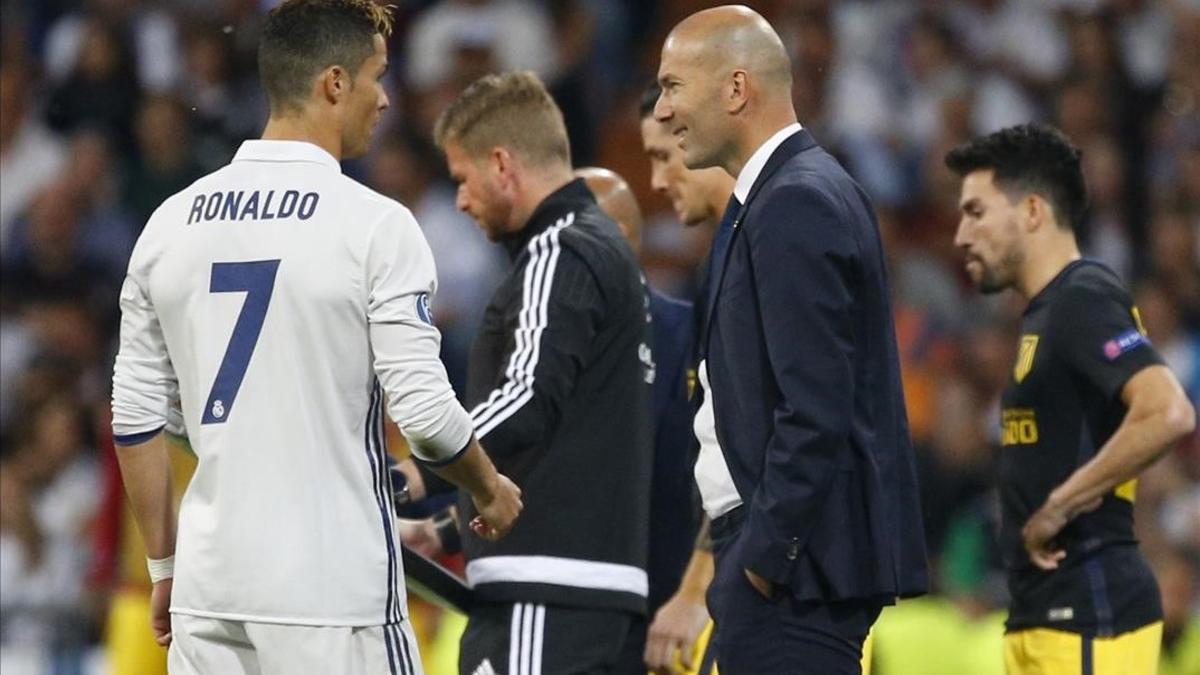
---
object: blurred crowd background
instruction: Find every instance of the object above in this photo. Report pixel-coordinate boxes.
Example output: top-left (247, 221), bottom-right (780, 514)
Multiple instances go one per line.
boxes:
top-left (0, 0), bottom-right (1197, 674)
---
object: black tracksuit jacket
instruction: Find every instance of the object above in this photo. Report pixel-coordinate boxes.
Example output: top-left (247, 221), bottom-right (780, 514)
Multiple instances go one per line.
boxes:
top-left (422, 179), bottom-right (653, 614)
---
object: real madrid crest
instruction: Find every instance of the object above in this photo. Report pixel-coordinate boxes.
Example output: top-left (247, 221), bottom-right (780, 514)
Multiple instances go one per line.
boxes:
top-left (1014, 334), bottom-right (1039, 383)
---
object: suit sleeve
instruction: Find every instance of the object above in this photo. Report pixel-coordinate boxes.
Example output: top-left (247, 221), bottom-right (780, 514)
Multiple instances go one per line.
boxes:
top-left (367, 206), bottom-right (474, 464)
top-left (738, 184), bottom-right (860, 585)
top-left (465, 243), bottom-right (603, 457)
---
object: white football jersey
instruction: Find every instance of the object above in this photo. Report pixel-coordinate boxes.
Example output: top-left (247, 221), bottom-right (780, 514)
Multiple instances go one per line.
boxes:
top-left (111, 140), bottom-right (473, 626)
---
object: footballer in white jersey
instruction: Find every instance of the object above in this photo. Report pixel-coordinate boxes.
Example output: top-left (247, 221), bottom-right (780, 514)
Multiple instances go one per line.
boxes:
top-left (109, 3), bottom-right (521, 673)
top-left (114, 138), bottom-right (464, 625)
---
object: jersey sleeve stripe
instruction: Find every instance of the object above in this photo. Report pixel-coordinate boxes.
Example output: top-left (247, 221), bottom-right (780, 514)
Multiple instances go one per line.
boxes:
top-left (113, 425), bottom-right (166, 446)
top-left (469, 213), bottom-right (575, 437)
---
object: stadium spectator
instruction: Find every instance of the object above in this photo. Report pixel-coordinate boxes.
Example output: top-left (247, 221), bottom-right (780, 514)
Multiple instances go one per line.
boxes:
top-left (0, 395), bottom-right (100, 671)
top-left (122, 94), bottom-right (206, 228)
top-left (0, 60), bottom-right (66, 254)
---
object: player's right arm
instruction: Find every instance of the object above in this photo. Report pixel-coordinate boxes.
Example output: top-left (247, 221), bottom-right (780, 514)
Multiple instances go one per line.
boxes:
top-left (111, 256), bottom-right (178, 645)
top-left (1022, 280), bottom-right (1196, 569)
top-left (366, 206), bottom-right (521, 539)
top-left (1024, 364), bottom-right (1194, 568)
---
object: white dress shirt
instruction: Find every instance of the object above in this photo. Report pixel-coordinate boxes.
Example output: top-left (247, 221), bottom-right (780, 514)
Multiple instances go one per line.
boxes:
top-left (693, 122), bottom-right (803, 521)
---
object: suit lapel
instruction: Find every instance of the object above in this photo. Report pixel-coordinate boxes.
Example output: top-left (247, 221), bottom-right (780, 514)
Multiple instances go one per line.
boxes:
top-left (702, 129), bottom-right (818, 351)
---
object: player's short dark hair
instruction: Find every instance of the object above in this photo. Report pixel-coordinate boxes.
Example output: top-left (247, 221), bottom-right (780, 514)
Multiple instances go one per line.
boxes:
top-left (639, 82), bottom-right (661, 120)
top-left (258, 0), bottom-right (393, 116)
top-left (944, 123), bottom-right (1087, 232)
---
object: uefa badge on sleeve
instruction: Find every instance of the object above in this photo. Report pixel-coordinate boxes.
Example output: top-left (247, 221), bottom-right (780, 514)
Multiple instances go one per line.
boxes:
top-left (416, 293), bottom-right (434, 325)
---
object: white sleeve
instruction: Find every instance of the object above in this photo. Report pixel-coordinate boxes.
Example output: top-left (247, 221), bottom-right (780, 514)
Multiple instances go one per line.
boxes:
top-left (367, 207), bottom-right (473, 464)
top-left (111, 264), bottom-right (178, 445)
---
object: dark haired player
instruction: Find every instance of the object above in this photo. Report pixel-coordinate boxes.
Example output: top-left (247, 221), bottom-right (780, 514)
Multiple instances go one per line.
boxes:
top-left (946, 123), bottom-right (1195, 674)
top-left (110, 2), bottom-right (520, 672)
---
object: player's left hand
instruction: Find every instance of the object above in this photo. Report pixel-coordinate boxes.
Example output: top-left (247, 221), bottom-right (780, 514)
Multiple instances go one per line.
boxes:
top-left (1022, 496), bottom-right (1102, 570)
top-left (645, 587), bottom-right (709, 672)
top-left (469, 472), bottom-right (522, 541)
top-left (744, 568), bottom-right (772, 599)
top-left (151, 578), bottom-right (173, 647)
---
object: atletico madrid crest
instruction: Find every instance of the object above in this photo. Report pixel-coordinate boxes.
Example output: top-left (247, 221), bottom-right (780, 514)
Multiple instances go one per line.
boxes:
top-left (1014, 335), bottom-right (1039, 383)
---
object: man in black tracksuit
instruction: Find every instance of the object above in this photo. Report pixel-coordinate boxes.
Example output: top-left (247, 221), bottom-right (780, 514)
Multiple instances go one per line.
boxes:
top-left (422, 72), bottom-right (653, 675)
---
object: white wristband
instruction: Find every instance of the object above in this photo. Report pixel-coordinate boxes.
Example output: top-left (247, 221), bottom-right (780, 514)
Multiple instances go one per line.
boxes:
top-left (147, 555), bottom-right (175, 583)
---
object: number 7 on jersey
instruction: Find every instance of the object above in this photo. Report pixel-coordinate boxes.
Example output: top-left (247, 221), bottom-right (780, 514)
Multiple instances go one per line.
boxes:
top-left (202, 259), bottom-right (281, 425)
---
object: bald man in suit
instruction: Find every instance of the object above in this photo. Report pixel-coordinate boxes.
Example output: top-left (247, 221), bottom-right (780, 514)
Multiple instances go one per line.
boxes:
top-left (654, 7), bottom-right (928, 673)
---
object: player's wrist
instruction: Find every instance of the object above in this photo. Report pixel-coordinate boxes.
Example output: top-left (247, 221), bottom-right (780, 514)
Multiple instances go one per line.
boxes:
top-left (1045, 487), bottom-right (1079, 517)
top-left (147, 554), bottom-right (175, 583)
top-left (473, 464), bottom-right (502, 506)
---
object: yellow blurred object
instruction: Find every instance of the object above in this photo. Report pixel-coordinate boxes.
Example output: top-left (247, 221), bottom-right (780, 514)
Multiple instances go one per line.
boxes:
top-left (872, 596), bottom-right (1005, 675)
top-left (105, 590), bottom-right (167, 675)
top-left (1159, 616), bottom-right (1200, 675)
top-left (422, 606), bottom-right (468, 675)
top-left (672, 619), bottom-right (715, 674)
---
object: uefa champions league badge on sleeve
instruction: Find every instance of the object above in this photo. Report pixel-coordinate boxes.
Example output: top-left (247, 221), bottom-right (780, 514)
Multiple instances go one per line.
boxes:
top-left (1103, 329), bottom-right (1149, 361)
top-left (416, 293), bottom-right (434, 325)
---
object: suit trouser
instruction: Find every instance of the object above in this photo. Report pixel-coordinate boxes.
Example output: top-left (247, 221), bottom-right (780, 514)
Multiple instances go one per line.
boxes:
top-left (708, 507), bottom-right (883, 675)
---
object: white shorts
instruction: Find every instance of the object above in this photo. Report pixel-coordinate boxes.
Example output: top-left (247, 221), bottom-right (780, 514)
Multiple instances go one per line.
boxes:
top-left (168, 613), bottom-right (424, 675)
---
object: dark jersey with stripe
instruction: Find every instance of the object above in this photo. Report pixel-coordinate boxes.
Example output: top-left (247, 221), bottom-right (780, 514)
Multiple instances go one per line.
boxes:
top-left (1000, 259), bottom-right (1163, 636)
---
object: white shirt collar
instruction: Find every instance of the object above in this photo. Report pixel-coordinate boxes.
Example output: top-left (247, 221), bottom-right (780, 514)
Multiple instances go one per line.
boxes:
top-left (232, 140), bottom-right (342, 173)
top-left (733, 122), bottom-right (803, 203)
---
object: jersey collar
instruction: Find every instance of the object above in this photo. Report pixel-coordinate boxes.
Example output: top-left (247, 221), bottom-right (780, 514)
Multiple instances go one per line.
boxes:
top-left (232, 140), bottom-right (342, 173)
top-left (1025, 258), bottom-right (1093, 314)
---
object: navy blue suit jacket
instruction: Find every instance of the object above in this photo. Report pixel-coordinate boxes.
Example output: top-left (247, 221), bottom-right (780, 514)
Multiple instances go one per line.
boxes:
top-left (647, 288), bottom-right (699, 613)
top-left (704, 129), bottom-right (928, 602)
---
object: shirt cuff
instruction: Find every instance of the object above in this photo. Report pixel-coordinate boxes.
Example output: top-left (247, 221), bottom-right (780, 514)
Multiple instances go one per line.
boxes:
top-left (403, 402), bottom-right (474, 464)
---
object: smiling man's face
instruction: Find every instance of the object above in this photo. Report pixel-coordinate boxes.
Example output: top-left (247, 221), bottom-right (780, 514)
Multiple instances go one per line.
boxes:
top-left (654, 34), bottom-right (728, 171)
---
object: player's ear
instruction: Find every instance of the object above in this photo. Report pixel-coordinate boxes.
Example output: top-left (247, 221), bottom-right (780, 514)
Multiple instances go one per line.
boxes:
top-left (1022, 194), bottom-right (1045, 233)
top-left (727, 70), bottom-right (749, 114)
top-left (491, 147), bottom-right (513, 181)
top-left (322, 66), bottom-right (347, 104)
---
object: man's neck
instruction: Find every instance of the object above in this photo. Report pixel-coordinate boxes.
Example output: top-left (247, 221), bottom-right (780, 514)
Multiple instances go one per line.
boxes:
top-left (261, 113), bottom-right (342, 160)
top-left (509, 166), bottom-right (574, 234)
top-left (724, 109), bottom-right (799, 178)
top-left (1018, 236), bottom-right (1082, 300)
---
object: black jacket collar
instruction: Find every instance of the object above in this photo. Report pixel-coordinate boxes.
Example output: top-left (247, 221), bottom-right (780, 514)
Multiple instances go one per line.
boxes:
top-left (501, 178), bottom-right (596, 258)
